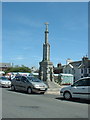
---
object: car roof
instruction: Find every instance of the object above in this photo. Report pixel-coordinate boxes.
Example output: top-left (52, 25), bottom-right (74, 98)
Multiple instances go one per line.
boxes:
top-left (79, 77), bottom-right (90, 80)
top-left (75, 77), bottom-right (90, 82)
top-left (15, 75), bottom-right (34, 77)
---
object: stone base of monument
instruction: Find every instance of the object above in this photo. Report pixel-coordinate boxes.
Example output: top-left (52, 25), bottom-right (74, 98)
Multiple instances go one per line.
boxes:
top-left (45, 88), bottom-right (60, 95)
top-left (45, 81), bottom-right (61, 95)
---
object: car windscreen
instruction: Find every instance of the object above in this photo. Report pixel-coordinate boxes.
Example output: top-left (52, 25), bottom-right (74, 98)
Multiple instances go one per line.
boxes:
top-left (0, 77), bottom-right (9, 81)
top-left (27, 77), bottom-right (42, 82)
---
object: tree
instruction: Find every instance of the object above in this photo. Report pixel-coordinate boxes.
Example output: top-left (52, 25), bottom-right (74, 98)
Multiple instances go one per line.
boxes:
top-left (5, 65), bottom-right (31, 74)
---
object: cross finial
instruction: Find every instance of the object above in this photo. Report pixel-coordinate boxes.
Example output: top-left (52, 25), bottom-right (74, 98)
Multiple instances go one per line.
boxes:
top-left (44, 22), bottom-right (49, 31)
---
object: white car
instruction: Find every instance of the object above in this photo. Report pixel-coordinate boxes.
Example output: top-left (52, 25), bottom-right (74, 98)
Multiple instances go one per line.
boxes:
top-left (60, 77), bottom-right (90, 100)
top-left (0, 76), bottom-right (11, 88)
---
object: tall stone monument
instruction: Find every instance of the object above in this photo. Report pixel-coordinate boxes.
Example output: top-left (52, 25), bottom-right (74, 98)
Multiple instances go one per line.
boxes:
top-left (39, 23), bottom-right (54, 84)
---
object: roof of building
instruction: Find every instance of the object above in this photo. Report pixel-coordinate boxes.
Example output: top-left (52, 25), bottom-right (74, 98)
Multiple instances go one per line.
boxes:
top-left (0, 63), bottom-right (12, 67)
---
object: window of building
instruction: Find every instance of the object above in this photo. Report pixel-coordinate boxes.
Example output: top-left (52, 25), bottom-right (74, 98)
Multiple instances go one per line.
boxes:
top-left (88, 68), bottom-right (90, 73)
top-left (69, 70), bottom-right (70, 74)
top-left (73, 69), bottom-right (75, 74)
top-left (65, 70), bottom-right (67, 74)
top-left (81, 69), bottom-right (83, 74)
top-left (84, 69), bottom-right (87, 75)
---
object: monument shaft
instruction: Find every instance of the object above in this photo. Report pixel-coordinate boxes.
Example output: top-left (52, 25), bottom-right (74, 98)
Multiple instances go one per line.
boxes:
top-left (39, 23), bottom-right (54, 82)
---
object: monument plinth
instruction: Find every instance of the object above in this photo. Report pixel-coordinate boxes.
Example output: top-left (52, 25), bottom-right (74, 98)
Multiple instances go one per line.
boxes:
top-left (39, 23), bottom-right (54, 84)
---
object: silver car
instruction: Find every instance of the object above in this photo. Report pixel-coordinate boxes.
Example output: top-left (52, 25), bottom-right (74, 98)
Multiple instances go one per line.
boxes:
top-left (0, 76), bottom-right (11, 88)
top-left (60, 77), bottom-right (90, 100)
top-left (11, 76), bottom-right (48, 94)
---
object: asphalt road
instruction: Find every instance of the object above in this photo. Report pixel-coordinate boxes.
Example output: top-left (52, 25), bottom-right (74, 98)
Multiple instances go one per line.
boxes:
top-left (1, 88), bottom-right (89, 118)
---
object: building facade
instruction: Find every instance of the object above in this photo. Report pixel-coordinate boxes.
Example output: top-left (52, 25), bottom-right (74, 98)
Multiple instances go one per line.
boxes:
top-left (63, 56), bottom-right (90, 81)
top-left (63, 61), bottom-right (81, 81)
top-left (78, 56), bottom-right (90, 78)
top-left (0, 63), bottom-right (12, 71)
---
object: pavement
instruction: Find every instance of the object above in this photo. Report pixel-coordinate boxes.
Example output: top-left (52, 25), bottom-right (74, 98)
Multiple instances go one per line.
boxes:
top-left (45, 81), bottom-right (65, 95)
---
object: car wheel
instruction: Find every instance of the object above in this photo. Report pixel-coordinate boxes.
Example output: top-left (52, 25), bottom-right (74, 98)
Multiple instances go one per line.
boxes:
top-left (64, 91), bottom-right (72, 100)
top-left (11, 85), bottom-right (15, 91)
top-left (27, 87), bottom-right (32, 94)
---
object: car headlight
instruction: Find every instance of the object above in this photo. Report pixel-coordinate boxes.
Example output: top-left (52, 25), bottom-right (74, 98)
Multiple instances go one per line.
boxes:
top-left (33, 84), bottom-right (40, 88)
top-left (9, 82), bottom-right (11, 84)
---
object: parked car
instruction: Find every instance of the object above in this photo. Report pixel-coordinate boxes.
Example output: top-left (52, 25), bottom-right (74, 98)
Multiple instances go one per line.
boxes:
top-left (11, 76), bottom-right (48, 94)
top-left (0, 76), bottom-right (11, 88)
top-left (60, 77), bottom-right (90, 100)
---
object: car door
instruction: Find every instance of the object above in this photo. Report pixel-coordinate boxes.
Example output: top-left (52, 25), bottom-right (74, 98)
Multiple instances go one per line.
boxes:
top-left (14, 76), bottom-right (22, 90)
top-left (20, 76), bottom-right (29, 91)
top-left (71, 79), bottom-right (88, 99)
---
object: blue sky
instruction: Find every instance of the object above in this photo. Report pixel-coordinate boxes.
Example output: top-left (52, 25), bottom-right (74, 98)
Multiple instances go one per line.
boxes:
top-left (2, 2), bottom-right (88, 68)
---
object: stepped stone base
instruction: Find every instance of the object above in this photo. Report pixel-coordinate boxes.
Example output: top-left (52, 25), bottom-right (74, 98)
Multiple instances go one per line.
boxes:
top-left (45, 81), bottom-right (61, 95)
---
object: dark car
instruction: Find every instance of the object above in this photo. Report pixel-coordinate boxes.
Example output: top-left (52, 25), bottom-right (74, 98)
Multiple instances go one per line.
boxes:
top-left (11, 76), bottom-right (48, 94)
